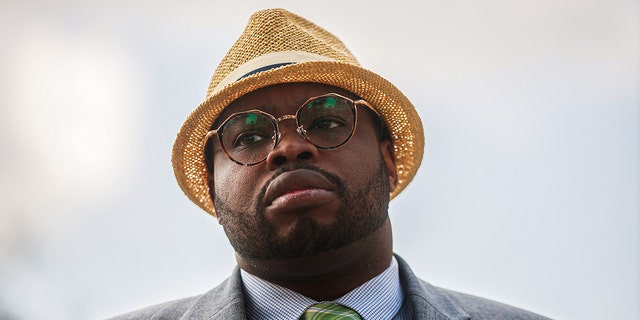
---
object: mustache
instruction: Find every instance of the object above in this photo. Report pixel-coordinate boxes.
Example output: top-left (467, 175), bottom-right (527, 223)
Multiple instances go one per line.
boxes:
top-left (254, 163), bottom-right (346, 212)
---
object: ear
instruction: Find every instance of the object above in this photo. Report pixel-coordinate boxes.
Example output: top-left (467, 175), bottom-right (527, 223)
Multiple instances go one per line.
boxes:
top-left (379, 139), bottom-right (398, 193)
top-left (206, 171), bottom-right (220, 221)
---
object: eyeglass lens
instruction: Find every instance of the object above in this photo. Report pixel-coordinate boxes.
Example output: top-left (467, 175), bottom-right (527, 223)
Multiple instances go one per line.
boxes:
top-left (218, 95), bottom-right (356, 165)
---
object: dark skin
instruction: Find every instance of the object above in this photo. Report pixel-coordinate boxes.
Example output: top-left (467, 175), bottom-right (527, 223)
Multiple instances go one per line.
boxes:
top-left (207, 82), bottom-right (398, 301)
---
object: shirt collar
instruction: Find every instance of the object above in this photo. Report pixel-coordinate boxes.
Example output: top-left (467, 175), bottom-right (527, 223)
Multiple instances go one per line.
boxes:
top-left (240, 256), bottom-right (404, 320)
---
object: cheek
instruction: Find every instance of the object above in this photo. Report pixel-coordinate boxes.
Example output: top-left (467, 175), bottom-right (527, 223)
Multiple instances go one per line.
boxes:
top-left (331, 129), bottom-right (384, 185)
top-left (213, 159), bottom-right (263, 212)
top-left (349, 150), bottom-right (381, 183)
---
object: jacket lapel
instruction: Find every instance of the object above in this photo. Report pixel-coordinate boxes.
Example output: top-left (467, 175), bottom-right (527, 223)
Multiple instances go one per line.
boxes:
top-left (396, 255), bottom-right (471, 320)
top-left (180, 267), bottom-right (247, 320)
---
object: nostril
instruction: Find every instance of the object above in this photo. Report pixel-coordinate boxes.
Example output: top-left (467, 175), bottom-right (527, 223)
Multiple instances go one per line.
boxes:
top-left (297, 151), bottom-right (313, 161)
top-left (273, 155), bottom-right (287, 166)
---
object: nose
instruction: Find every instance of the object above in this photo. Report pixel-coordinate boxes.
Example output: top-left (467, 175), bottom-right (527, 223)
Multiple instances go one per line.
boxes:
top-left (265, 120), bottom-right (319, 170)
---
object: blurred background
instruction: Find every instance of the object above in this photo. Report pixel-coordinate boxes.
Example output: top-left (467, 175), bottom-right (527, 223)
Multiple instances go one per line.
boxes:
top-left (0, 0), bottom-right (638, 319)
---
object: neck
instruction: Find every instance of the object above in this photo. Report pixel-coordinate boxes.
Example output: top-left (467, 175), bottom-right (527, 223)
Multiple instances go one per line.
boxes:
top-left (236, 219), bottom-right (393, 301)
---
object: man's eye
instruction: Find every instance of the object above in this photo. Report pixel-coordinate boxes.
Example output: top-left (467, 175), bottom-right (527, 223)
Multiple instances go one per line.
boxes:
top-left (233, 132), bottom-right (268, 148)
top-left (309, 117), bottom-right (345, 130)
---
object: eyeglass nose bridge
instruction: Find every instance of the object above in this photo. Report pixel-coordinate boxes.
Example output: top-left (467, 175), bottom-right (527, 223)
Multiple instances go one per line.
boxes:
top-left (275, 114), bottom-right (297, 122)
top-left (273, 114), bottom-right (310, 144)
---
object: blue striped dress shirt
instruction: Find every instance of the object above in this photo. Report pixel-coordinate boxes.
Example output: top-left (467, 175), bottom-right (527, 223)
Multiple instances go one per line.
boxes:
top-left (240, 256), bottom-right (409, 320)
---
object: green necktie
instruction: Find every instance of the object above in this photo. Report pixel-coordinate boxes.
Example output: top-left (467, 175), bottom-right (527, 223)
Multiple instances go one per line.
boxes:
top-left (300, 302), bottom-right (362, 320)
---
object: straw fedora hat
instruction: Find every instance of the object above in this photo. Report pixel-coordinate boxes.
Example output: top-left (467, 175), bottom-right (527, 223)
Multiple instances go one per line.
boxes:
top-left (172, 8), bottom-right (424, 217)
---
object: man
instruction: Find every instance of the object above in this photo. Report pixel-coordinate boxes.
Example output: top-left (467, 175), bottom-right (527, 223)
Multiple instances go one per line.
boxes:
top-left (111, 8), bottom-right (550, 320)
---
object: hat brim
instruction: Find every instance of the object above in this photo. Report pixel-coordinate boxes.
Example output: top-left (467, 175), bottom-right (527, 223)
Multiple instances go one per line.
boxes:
top-left (172, 60), bottom-right (424, 216)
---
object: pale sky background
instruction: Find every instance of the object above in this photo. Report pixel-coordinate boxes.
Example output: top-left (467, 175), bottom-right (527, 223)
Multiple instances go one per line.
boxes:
top-left (0, 0), bottom-right (638, 319)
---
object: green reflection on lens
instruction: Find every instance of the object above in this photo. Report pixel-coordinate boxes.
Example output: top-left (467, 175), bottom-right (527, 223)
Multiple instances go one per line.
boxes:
top-left (245, 113), bottom-right (258, 125)
top-left (324, 97), bottom-right (337, 109)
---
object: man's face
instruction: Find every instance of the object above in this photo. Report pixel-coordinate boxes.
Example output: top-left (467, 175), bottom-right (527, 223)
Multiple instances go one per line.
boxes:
top-left (209, 83), bottom-right (397, 260)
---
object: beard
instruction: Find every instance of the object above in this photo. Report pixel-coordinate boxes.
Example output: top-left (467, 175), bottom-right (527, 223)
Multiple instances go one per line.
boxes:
top-left (214, 160), bottom-right (390, 260)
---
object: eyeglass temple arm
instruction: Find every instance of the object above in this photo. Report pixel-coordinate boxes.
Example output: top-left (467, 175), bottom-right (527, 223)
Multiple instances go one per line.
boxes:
top-left (202, 129), bottom-right (219, 154)
top-left (354, 100), bottom-right (386, 139)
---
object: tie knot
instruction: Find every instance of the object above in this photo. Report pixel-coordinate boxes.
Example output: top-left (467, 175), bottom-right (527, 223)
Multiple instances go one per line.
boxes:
top-left (300, 302), bottom-right (362, 320)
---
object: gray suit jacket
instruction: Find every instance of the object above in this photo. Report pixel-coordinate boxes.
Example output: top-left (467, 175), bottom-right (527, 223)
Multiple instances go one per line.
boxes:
top-left (109, 255), bottom-right (550, 319)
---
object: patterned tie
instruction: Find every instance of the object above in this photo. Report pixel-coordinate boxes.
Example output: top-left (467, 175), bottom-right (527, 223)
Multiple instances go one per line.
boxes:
top-left (300, 302), bottom-right (362, 320)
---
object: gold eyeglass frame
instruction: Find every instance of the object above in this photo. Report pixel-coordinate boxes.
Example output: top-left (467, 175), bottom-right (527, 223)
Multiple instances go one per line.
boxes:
top-left (202, 93), bottom-right (380, 166)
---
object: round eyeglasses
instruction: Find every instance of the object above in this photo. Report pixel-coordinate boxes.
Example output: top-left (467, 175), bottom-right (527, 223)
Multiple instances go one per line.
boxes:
top-left (203, 93), bottom-right (380, 166)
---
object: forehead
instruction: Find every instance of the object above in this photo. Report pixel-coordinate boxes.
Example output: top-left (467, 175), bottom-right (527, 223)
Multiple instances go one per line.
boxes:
top-left (213, 83), bottom-right (358, 126)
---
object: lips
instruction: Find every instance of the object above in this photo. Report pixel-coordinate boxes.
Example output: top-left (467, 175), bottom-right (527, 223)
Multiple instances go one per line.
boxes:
top-left (264, 169), bottom-right (337, 207)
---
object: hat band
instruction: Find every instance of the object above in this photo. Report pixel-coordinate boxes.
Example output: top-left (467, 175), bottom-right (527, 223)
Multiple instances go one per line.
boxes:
top-left (211, 51), bottom-right (335, 94)
top-left (237, 62), bottom-right (294, 80)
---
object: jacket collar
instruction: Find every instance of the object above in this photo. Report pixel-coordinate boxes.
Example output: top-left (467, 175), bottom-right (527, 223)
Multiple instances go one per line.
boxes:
top-left (180, 254), bottom-right (471, 320)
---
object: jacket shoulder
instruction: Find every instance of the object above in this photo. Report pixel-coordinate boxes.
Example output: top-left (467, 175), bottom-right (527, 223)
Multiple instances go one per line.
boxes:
top-left (106, 269), bottom-right (246, 320)
top-left (433, 285), bottom-right (552, 320)
top-left (395, 254), bottom-right (551, 320)
top-left (106, 296), bottom-right (198, 320)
